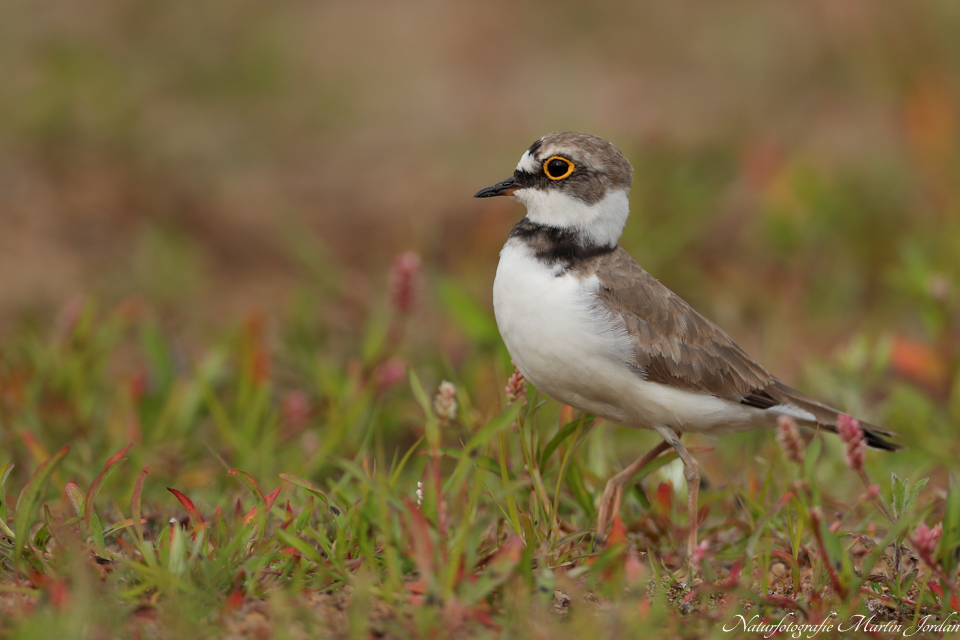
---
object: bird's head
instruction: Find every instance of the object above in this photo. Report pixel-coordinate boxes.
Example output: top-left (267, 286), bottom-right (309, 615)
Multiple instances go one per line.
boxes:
top-left (474, 132), bottom-right (633, 247)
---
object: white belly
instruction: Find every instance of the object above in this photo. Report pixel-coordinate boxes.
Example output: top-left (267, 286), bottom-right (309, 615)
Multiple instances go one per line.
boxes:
top-left (492, 239), bottom-right (772, 434)
top-left (493, 240), bottom-right (637, 424)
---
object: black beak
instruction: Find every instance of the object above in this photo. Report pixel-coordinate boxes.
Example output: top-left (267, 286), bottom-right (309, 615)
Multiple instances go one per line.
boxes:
top-left (474, 176), bottom-right (518, 198)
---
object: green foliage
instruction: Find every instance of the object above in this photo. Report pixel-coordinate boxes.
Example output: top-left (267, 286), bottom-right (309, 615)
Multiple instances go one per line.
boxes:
top-left (882, 473), bottom-right (930, 524)
top-left (12, 446), bottom-right (69, 571)
top-left (0, 287), bottom-right (955, 638)
top-left (0, 222), bottom-right (957, 638)
top-left (941, 476), bottom-right (960, 580)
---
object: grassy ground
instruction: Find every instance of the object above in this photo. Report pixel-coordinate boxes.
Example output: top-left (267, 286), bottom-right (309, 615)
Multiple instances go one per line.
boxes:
top-left (0, 259), bottom-right (958, 639)
top-left (2, 2), bottom-right (960, 637)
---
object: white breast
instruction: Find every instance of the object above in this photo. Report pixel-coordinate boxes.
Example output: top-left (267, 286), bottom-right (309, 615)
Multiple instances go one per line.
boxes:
top-left (493, 239), bottom-right (638, 424)
top-left (493, 238), bottom-right (774, 435)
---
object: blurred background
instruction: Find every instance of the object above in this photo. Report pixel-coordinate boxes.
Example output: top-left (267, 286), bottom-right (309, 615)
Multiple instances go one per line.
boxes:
top-left (1, 0), bottom-right (958, 477)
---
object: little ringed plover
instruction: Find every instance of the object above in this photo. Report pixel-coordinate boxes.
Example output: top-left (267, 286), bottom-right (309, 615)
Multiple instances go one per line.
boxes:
top-left (474, 131), bottom-right (900, 562)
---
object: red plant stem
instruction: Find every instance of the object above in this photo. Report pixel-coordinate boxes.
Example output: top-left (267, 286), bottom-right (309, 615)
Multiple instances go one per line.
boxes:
top-left (810, 510), bottom-right (848, 600)
top-left (858, 587), bottom-right (930, 612)
top-left (915, 545), bottom-right (955, 587)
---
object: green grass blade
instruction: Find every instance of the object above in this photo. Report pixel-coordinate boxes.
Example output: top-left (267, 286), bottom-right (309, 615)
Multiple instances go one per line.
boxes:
top-left (279, 473), bottom-right (331, 511)
top-left (539, 414), bottom-right (592, 470)
top-left (84, 444), bottom-right (132, 530)
top-left (0, 462), bottom-right (14, 534)
top-left (388, 435), bottom-right (424, 489)
top-left (131, 466), bottom-right (149, 545)
top-left (13, 445), bottom-right (69, 571)
top-left (229, 468), bottom-right (268, 538)
top-left (499, 432), bottom-right (523, 536)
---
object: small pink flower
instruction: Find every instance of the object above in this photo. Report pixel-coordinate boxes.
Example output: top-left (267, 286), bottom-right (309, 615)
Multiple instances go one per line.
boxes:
top-left (859, 483), bottom-right (881, 502)
top-left (505, 365), bottom-right (526, 406)
top-left (690, 540), bottom-right (709, 565)
top-left (912, 521), bottom-right (943, 566)
top-left (837, 414), bottom-right (866, 472)
top-left (281, 390), bottom-right (311, 430)
top-left (776, 415), bottom-right (805, 464)
top-left (389, 251), bottom-right (421, 315)
top-left (375, 358), bottom-right (407, 393)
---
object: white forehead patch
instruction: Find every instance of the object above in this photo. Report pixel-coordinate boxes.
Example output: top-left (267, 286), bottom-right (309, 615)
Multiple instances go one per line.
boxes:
top-left (515, 150), bottom-right (539, 174)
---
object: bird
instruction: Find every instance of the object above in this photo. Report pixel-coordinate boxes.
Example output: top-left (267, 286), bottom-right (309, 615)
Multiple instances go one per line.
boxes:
top-left (474, 131), bottom-right (900, 564)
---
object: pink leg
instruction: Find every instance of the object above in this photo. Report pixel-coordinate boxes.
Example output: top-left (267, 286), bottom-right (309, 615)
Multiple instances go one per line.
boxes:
top-left (652, 426), bottom-right (701, 570)
top-left (595, 440), bottom-right (673, 543)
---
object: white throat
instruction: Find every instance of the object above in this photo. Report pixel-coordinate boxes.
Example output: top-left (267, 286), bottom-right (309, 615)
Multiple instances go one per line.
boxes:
top-left (512, 188), bottom-right (630, 247)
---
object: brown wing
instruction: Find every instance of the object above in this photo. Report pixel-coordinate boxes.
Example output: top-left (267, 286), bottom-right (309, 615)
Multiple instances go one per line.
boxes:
top-left (594, 247), bottom-right (774, 401)
top-left (594, 247), bottom-right (901, 450)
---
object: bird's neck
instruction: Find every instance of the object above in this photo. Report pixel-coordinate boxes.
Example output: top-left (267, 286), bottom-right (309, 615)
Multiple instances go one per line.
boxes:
top-left (513, 188), bottom-right (629, 247)
top-left (508, 218), bottom-right (618, 268)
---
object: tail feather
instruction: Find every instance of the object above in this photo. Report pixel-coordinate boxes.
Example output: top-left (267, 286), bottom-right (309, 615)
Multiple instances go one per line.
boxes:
top-left (815, 421), bottom-right (902, 451)
top-left (766, 380), bottom-right (903, 452)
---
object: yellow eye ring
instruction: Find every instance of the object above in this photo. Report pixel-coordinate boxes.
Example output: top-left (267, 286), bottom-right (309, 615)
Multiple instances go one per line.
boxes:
top-left (543, 156), bottom-right (575, 180)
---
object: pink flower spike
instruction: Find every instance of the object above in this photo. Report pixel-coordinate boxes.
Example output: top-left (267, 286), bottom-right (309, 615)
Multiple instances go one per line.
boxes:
top-left (505, 364), bottom-right (527, 406)
top-left (375, 358), bottom-right (407, 393)
top-left (281, 390), bottom-right (311, 430)
top-left (433, 381), bottom-right (457, 422)
top-left (837, 413), bottom-right (866, 472)
top-left (776, 415), bottom-right (805, 464)
top-left (912, 522), bottom-right (943, 564)
top-left (389, 251), bottom-right (421, 315)
top-left (690, 540), bottom-right (709, 566)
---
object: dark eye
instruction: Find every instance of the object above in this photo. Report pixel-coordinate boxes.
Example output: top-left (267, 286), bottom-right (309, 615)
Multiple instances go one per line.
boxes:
top-left (543, 156), bottom-right (574, 180)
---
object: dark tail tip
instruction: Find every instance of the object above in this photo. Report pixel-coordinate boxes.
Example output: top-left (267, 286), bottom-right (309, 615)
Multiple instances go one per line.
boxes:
top-left (815, 420), bottom-right (903, 452)
top-left (863, 428), bottom-right (903, 452)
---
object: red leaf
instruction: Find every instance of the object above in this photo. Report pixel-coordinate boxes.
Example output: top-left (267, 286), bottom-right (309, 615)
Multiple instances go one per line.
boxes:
top-left (264, 486), bottom-right (281, 511)
top-left (697, 504), bottom-right (710, 528)
top-left (606, 514), bottom-right (627, 548)
top-left (233, 498), bottom-right (244, 523)
top-left (405, 580), bottom-right (427, 595)
top-left (167, 488), bottom-right (205, 528)
top-left (928, 582), bottom-right (960, 611)
top-left (719, 561), bottom-right (744, 588)
top-left (772, 550), bottom-right (800, 569)
top-left (228, 469), bottom-right (265, 503)
top-left (471, 607), bottom-right (501, 631)
top-left (655, 482), bottom-right (673, 516)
